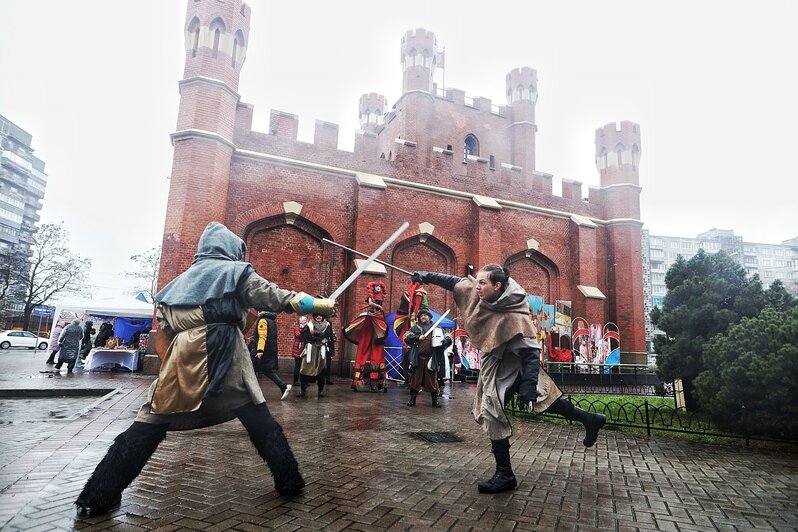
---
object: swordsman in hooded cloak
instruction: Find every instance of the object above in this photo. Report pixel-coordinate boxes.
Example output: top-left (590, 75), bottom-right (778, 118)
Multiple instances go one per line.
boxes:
top-left (76, 222), bottom-right (335, 516)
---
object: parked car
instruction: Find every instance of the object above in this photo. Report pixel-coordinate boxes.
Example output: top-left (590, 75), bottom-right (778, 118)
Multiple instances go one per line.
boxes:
top-left (0, 330), bottom-right (50, 350)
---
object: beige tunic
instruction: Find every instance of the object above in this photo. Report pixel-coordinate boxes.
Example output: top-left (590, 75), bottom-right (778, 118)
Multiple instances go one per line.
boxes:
top-left (136, 273), bottom-right (296, 430)
top-left (453, 276), bottom-right (562, 440)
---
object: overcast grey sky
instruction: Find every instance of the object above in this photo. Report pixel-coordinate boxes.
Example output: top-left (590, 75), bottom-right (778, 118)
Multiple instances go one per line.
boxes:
top-left (1, 0), bottom-right (796, 300)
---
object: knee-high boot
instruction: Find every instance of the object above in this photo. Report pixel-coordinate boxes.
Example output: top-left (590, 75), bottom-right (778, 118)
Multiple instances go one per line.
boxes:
top-left (477, 438), bottom-right (517, 494)
top-left (430, 392), bottom-right (440, 407)
top-left (406, 389), bottom-right (418, 407)
top-left (518, 347), bottom-right (541, 407)
top-left (235, 402), bottom-right (305, 496)
top-left (547, 398), bottom-right (606, 447)
top-left (75, 421), bottom-right (168, 517)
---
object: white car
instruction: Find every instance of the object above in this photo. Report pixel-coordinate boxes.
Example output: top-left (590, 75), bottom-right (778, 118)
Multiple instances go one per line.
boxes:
top-left (0, 330), bottom-right (50, 350)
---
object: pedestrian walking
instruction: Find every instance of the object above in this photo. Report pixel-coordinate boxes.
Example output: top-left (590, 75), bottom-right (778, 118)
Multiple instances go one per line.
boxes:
top-left (54, 319), bottom-right (82, 374)
top-left (250, 311), bottom-right (291, 400)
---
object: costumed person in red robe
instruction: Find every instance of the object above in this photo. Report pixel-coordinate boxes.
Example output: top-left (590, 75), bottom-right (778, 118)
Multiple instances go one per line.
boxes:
top-left (345, 281), bottom-right (389, 392)
top-left (393, 282), bottom-right (429, 385)
top-left (75, 222), bottom-right (335, 517)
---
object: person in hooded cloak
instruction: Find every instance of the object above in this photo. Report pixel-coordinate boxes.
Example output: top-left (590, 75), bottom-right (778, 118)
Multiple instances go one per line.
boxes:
top-left (412, 264), bottom-right (606, 494)
top-left (75, 222), bottom-right (335, 517)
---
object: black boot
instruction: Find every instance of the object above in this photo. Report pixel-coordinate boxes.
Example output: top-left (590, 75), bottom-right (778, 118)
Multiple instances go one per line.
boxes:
top-left (518, 347), bottom-right (541, 408)
top-left (406, 389), bottom-right (417, 407)
top-left (235, 402), bottom-right (305, 496)
top-left (547, 398), bottom-right (606, 448)
top-left (75, 421), bottom-right (167, 517)
top-left (430, 392), bottom-right (441, 408)
top-left (296, 383), bottom-right (307, 398)
top-left (477, 438), bottom-right (517, 494)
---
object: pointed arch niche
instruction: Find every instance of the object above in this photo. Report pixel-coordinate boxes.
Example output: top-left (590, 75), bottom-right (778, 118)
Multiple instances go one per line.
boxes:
top-left (505, 250), bottom-right (560, 303)
top-left (243, 215), bottom-right (347, 359)
top-left (390, 235), bottom-right (456, 314)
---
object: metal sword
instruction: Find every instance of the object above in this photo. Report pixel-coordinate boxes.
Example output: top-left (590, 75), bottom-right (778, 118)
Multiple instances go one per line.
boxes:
top-left (328, 222), bottom-right (409, 301)
top-left (322, 238), bottom-right (413, 276)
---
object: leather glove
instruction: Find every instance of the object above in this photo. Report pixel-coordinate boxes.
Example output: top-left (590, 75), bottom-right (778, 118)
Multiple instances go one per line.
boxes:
top-left (411, 271), bottom-right (429, 284)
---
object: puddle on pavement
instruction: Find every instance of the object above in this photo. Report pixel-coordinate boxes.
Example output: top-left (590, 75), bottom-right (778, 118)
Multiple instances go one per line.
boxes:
top-left (0, 397), bottom-right (101, 421)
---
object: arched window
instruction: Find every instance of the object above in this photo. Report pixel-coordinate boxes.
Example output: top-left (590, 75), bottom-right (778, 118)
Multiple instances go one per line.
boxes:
top-left (632, 145), bottom-right (640, 169)
top-left (615, 143), bottom-right (626, 165)
top-left (209, 18), bottom-right (226, 59)
top-left (187, 17), bottom-right (201, 58)
top-left (464, 134), bottom-right (478, 163)
top-left (423, 49), bottom-right (432, 68)
top-left (598, 147), bottom-right (608, 170)
top-left (231, 30), bottom-right (244, 67)
top-left (408, 48), bottom-right (417, 67)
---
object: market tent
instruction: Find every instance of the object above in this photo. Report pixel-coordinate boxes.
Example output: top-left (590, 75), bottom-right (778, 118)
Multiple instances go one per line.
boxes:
top-left (49, 296), bottom-right (154, 343)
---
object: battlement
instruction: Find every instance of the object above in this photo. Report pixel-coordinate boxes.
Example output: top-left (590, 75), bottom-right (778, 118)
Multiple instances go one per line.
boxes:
top-left (506, 67), bottom-right (538, 104)
top-left (401, 28), bottom-right (437, 55)
top-left (595, 121), bottom-right (641, 173)
top-left (359, 93), bottom-right (386, 130)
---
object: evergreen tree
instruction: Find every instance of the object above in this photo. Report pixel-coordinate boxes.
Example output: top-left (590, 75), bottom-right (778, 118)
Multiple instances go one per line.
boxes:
top-left (693, 306), bottom-right (798, 438)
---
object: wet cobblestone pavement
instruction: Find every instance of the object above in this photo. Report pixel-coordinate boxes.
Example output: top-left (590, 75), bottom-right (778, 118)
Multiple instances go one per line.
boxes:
top-left (1, 349), bottom-right (797, 531)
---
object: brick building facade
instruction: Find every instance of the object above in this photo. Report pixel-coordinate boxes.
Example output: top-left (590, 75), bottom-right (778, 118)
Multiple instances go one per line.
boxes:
top-left (159, 0), bottom-right (647, 371)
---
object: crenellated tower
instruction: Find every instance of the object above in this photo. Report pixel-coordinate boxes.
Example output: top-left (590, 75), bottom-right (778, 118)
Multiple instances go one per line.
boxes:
top-left (506, 67), bottom-right (538, 177)
top-left (160, 0), bottom-right (251, 288)
top-left (401, 29), bottom-right (438, 94)
top-left (595, 121), bottom-right (646, 356)
top-left (358, 93), bottom-right (386, 133)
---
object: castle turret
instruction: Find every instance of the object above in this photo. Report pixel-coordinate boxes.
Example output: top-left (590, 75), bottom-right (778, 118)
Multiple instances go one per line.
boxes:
top-left (595, 121), bottom-right (641, 188)
top-left (358, 93), bottom-right (386, 133)
top-left (161, 0), bottom-right (251, 287)
top-left (595, 121), bottom-right (646, 357)
top-left (506, 67), bottom-right (538, 175)
top-left (401, 29), bottom-right (437, 94)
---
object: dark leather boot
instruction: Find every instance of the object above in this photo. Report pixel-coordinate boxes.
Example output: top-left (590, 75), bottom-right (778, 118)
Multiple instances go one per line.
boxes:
top-left (547, 398), bottom-right (606, 447)
top-left (477, 438), bottom-right (517, 494)
top-left (235, 402), bottom-right (305, 496)
top-left (76, 421), bottom-right (167, 517)
top-left (518, 347), bottom-right (541, 408)
top-left (406, 389), bottom-right (417, 407)
top-left (430, 392), bottom-right (441, 407)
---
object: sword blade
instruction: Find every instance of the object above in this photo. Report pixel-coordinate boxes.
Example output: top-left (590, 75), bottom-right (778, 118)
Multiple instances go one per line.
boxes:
top-left (429, 309), bottom-right (451, 331)
top-left (328, 222), bottom-right (409, 301)
top-left (322, 238), bottom-right (413, 276)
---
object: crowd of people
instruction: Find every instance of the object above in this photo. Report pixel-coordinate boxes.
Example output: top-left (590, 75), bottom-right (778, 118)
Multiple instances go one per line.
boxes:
top-left (73, 221), bottom-right (607, 517)
top-left (45, 319), bottom-right (149, 374)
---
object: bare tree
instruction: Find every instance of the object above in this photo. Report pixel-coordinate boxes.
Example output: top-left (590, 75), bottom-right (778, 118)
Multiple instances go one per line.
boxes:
top-left (11, 223), bottom-right (91, 330)
top-left (126, 246), bottom-right (161, 303)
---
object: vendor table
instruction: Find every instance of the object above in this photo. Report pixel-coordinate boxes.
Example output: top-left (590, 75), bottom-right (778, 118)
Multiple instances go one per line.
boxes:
top-left (85, 348), bottom-right (139, 371)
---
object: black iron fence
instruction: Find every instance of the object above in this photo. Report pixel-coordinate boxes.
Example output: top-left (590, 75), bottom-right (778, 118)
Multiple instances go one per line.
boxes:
top-left (507, 394), bottom-right (798, 446)
top-left (545, 362), bottom-right (664, 396)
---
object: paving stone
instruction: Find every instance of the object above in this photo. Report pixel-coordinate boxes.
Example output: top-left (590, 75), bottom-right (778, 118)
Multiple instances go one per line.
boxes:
top-left (1, 350), bottom-right (798, 530)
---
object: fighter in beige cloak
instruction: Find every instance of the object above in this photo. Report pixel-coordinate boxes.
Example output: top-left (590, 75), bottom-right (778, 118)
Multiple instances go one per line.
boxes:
top-left (412, 264), bottom-right (606, 494)
top-left (75, 222), bottom-right (335, 517)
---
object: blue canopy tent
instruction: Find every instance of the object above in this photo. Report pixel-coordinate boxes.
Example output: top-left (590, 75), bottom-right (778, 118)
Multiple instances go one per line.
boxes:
top-left (383, 309), bottom-right (456, 379)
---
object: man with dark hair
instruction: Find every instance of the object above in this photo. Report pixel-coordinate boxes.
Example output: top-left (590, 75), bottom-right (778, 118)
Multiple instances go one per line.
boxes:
top-left (412, 264), bottom-right (605, 494)
top-left (403, 308), bottom-right (449, 407)
top-left (75, 222), bottom-right (335, 517)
